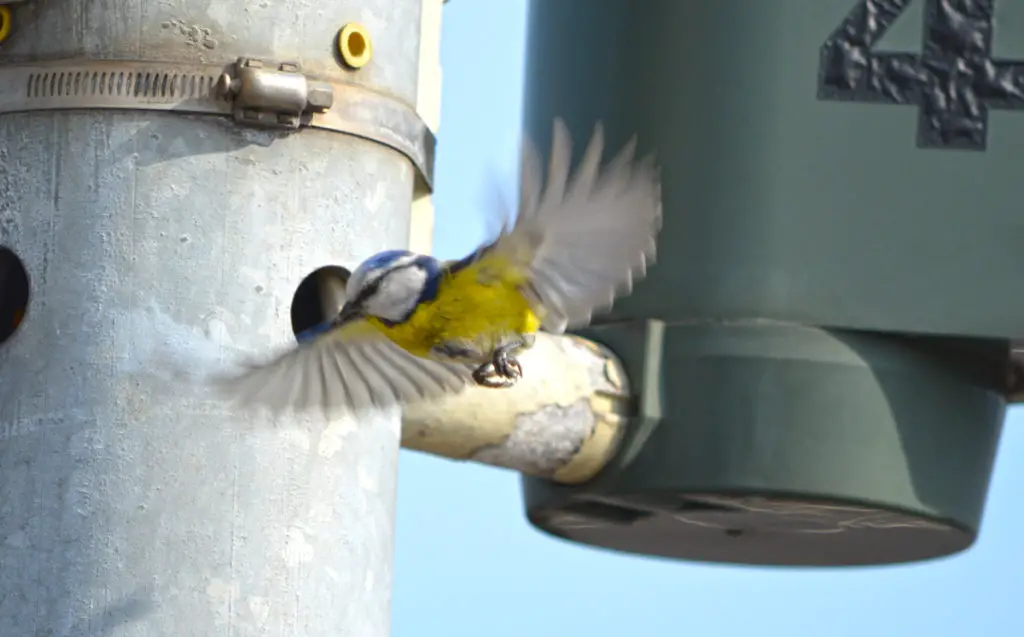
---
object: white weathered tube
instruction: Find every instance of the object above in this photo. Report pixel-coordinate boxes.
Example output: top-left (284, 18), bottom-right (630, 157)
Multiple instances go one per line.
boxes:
top-left (402, 332), bottom-right (630, 484)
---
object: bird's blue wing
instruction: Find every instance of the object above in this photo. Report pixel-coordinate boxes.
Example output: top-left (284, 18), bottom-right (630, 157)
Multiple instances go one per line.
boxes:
top-left (211, 319), bottom-right (476, 417)
top-left (460, 118), bottom-right (663, 333)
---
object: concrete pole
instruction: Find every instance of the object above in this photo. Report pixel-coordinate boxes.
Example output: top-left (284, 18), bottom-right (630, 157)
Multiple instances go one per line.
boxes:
top-left (0, 0), bottom-right (441, 634)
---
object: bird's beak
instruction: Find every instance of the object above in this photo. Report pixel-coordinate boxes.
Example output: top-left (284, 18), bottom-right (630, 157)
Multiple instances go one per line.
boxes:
top-left (336, 302), bottom-right (361, 326)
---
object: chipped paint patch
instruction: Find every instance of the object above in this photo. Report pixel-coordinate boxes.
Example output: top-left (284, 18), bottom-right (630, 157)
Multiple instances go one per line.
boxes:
top-left (247, 596), bottom-right (271, 626)
top-left (472, 399), bottom-right (595, 476)
top-left (317, 416), bottom-right (358, 457)
top-left (115, 300), bottom-right (232, 386)
top-left (357, 464), bottom-right (379, 494)
top-left (282, 526), bottom-right (315, 566)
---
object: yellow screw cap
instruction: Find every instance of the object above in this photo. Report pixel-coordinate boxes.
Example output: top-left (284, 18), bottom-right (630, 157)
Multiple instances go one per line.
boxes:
top-left (338, 23), bottom-right (372, 70)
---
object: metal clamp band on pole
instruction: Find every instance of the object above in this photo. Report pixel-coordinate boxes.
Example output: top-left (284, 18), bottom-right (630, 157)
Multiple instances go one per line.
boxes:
top-left (0, 57), bottom-right (435, 192)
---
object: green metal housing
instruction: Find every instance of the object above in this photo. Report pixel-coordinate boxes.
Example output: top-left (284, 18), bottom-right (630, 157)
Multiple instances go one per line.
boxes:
top-left (519, 0), bottom-right (1016, 566)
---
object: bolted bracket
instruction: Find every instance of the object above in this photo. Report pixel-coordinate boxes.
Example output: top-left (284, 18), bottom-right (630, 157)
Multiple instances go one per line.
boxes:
top-left (0, 58), bottom-right (435, 191)
top-left (216, 57), bottom-right (334, 130)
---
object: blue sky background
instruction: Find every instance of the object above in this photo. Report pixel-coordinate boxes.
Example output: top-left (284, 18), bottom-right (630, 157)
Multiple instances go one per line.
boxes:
top-left (392, 3), bottom-right (1024, 635)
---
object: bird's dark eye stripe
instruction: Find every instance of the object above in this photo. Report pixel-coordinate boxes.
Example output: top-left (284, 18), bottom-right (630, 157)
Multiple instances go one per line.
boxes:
top-left (359, 262), bottom-right (422, 301)
top-left (362, 277), bottom-right (383, 297)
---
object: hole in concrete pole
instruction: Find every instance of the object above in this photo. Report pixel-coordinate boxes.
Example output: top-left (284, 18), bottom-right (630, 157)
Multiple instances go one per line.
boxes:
top-left (0, 246), bottom-right (30, 345)
top-left (290, 265), bottom-right (351, 339)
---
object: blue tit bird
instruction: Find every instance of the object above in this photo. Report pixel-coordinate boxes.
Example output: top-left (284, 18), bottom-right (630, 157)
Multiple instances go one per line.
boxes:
top-left (213, 118), bottom-right (663, 416)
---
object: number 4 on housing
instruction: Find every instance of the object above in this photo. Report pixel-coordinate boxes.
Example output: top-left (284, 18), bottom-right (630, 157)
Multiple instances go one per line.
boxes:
top-left (818, 0), bottom-right (1024, 151)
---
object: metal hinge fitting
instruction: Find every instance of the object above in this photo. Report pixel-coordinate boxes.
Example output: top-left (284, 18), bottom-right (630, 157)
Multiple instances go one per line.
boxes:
top-left (216, 57), bottom-right (334, 130)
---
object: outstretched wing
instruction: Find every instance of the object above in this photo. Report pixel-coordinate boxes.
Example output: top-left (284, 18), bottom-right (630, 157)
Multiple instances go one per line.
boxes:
top-left (464, 118), bottom-right (663, 333)
top-left (211, 319), bottom-right (476, 417)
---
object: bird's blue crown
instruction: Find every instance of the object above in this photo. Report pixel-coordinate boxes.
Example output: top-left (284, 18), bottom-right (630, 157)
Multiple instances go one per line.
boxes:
top-left (352, 249), bottom-right (416, 281)
top-left (350, 249), bottom-right (442, 305)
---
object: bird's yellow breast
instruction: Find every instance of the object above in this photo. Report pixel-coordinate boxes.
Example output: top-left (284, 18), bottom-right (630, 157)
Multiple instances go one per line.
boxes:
top-left (367, 257), bottom-right (540, 360)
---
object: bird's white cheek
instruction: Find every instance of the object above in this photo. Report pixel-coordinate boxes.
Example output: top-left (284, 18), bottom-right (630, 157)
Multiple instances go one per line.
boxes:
top-left (364, 292), bottom-right (418, 324)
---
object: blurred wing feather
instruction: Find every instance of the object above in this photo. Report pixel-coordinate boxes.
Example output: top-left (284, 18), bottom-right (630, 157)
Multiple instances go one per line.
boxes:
top-left (212, 319), bottom-right (475, 417)
top-left (475, 118), bottom-right (663, 333)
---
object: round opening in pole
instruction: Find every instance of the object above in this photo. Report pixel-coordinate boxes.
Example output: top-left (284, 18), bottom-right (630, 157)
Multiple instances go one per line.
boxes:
top-left (337, 23), bottom-right (373, 69)
top-left (0, 246), bottom-right (30, 345)
top-left (290, 265), bottom-right (352, 340)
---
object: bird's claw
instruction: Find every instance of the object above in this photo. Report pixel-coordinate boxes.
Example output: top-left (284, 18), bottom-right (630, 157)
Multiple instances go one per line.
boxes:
top-left (472, 350), bottom-right (523, 389)
top-left (472, 365), bottom-right (515, 388)
top-left (493, 349), bottom-right (523, 380)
